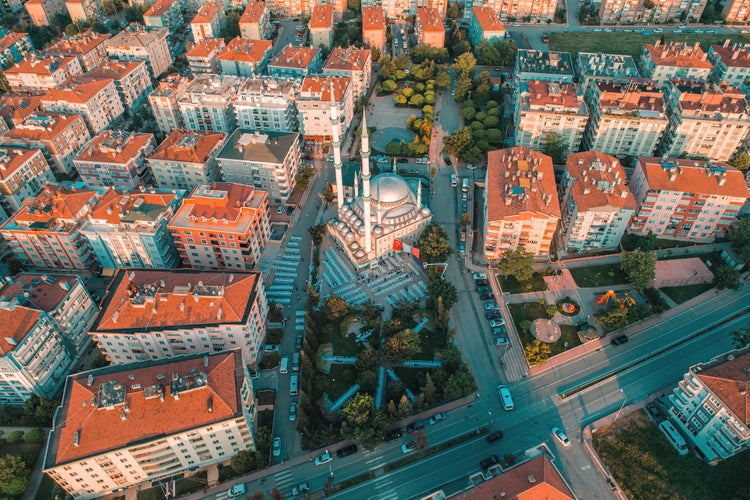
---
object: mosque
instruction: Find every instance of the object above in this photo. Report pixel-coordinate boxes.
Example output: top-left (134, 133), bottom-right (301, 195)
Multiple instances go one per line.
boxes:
top-left (326, 89), bottom-right (432, 271)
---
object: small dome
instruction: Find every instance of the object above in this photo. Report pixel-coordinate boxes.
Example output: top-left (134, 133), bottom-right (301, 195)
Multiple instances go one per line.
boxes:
top-left (421, 207), bottom-right (431, 216)
top-left (371, 174), bottom-right (414, 204)
top-left (373, 226), bottom-right (384, 235)
top-left (355, 250), bottom-right (366, 258)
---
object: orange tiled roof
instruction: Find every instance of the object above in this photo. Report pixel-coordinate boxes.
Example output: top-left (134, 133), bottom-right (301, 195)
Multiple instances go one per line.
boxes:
top-left (473, 7), bottom-right (506, 33)
top-left (710, 42), bottom-right (750, 69)
top-left (0, 273), bottom-right (82, 315)
top-left (461, 455), bottom-right (575, 499)
top-left (50, 350), bottom-right (244, 465)
top-left (597, 80), bottom-right (665, 113)
top-left (0, 93), bottom-right (43, 125)
top-left (524, 80), bottom-right (581, 110)
top-left (417, 7), bottom-right (444, 32)
top-left (89, 186), bottom-right (178, 225)
top-left (270, 45), bottom-right (320, 69)
top-left (6, 55), bottom-right (78, 76)
top-left (309, 4), bottom-right (334, 29)
top-left (0, 305), bottom-right (42, 355)
top-left (696, 350), bottom-right (750, 426)
top-left (6, 113), bottom-right (86, 143)
top-left (670, 79), bottom-right (749, 115)
top-left (645, 42), bottom-right (713, 70)
top-left (42, 78), bottom-right (114, 105)
top-left (300, 76), bottom-right (349, 101)
top-left (323, 46), bottom-right (370, 72)
top-left (83, 60), bottom-right (145, 80)
top-left (150, 129), bottom-right (226, 164)
top-left (8, 183), bottom-right (100, 225)
top-left (187, 38), bottom-right (226, 59)
top-left (217, 38), bottom-right (272, 63)
top-left (76, 131), bottom-right (154, 165)
top-left (486, 146), bottom-right (561, 221)
top-left (240, 1), bottom-right (265, 23)
top-left (0, 147), bottom-right (44, 180)
top-left (362, 6), bottom-right (386, 31)
top-left (92, 268), bottom-right (262, 332)
top-left (638, 157), bottom-right (750, 198)
top-left (565, 151), bottom-right (636, 212)
top-left (144, 0), bottom-right (180, 17)
top-left (192, 1), bottom-right (222, 24)
top-left (44, 30), bottom-right (110, 57)
top-left (0, 32), bottom-right (29, 52)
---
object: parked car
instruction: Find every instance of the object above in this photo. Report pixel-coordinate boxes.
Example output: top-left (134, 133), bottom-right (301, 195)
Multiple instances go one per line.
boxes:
top-left (428, 412), bottom-right (446, 425)
top-left (475, 286), bottom-right (491, 294)
top-left (336, 444), bottom-right (358, 458)
top-left (289, 402), bottom-right (297, 421)
top-left (377, 155), bottom-right (390, 163)
top-left (611, 335), bottom-right (629, 346)
top-left (472, 272), bottom-right (488, 280)
top-left (286, 206), bottom-right (294, 215)
top-left (475, 279), bottom-right (489, 286)
top-left (327, 155), bottom-right (334, 162)
top-left (494, 336), bottom-right (510, 346)
top-left (458, 242), bottom-right (465, 253)
top-left (401, 439), bottom-right (418, 453)
top-left (292, 482), bottom-right (310, 495)
top-left (552, 427), bottom-right (571, 447)
top-left (491, 325), bottom-right (506, 336)
top-left (276, 205), bottom-right (285, 214)
top-left (480, 454), bottom-right (500, 469)
top-left (489, 318), bottom-right (505, 328)
top-left (264, 344), bottom-right (280, 352)
top-left (406, 420), bottom-right (425, 433)
top-left (485, 311), bottom-right (502, 320)
top-left (314, 452), bottom-right (333, 465)
top-left (295, 334), bottom-right (303, 350)
top-left (480, 293), bottom-right (495, 301)
top-left (385, 428), bottom-right (403, 441)
top-left (645, 403), bottom-right (661, 420)
top-left (227, 485), bottom-right (246, 498)
top-left (416, 157), bottom-right (430, 164)
top-left (396, 158), bottom-right (409, 163)
top-left (273, 437), bottom-right (281, 456)
top-left (486, 430), bottom-right (504, 443)
top-left (444, 156), bottom-right (452, 165)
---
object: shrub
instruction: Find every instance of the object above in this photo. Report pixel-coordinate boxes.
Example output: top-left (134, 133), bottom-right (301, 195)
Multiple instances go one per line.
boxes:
top-left (23, 428), bottom-right (45, 444)
top-left (6, 431), bottom-right (23, 444)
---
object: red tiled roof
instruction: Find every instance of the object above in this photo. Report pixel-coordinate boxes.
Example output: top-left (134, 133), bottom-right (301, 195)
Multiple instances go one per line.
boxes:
top-left (76, 131), bottom-right (153, 165)
top-left (6, 113), bottom-right (85, 143)
top-left (217, 38), bottom-right (272, 63)
top-left (0, 273), bottom-right (81, 314)
top-left (637, 157), bottom-right (750, 198)
top-left (192, 1), bottom-right (222, 24)
top-left (144, 0), bottom-right (180, 17)
top-left (0, 32), bottom-right (29, 52)
top-left (645, 42), bottom-right (713, 70)
top-left (486, 146), bottom-right (561, 221)
top-left (524, 80), bottom-right (581, 110)
top-left (240, 1), bottom-right (265, 24)
top-left (565, 151), bottom-right (636, 212)
top-left (270, 45), bottom-right (320, 69)
top-left (417, 7), bottom-right (444, 32)
top-left (6, 55), bottom-right (78, 76)
top-left (362, 6), bottom-right (385, 31)
top-left (186, 38), bottom-right (226, 59)
top-left (697, 350), bottom-right (750, 426)
top-left (89, 187), bottom-right (177, 225)
top-left (461, 455), bottom-right (575, 499)
top-left (44, 30), bottom-right (110, 57)
top-left (42, 78), bottom-right (114, 105)
top-left (300, 76), bottom-right (350, 101)
top-left (710, 42), bottom-right (750, 69)
top-left (92, 268), bottom-right (262, 333)
top-left (323, 47), bottom-right (371, 72)
top-left (309, 4), bottom-right (334, 29)
top-left (596, 80), bottom-right (665, 113)
top-left (0, 305), bottom-right (42, 355)
top-left (83, 60), bottom-right (145, 80)
top-left (669, 79), bottom-right (749, 115)
top-left (8, 183), bottom-right (99, 225)
top-left (0, 147), bottom-right (44, 180)
top-left (50, 350), bottom-right (244, 464)
top-left (473, 7), bottom-right (506, 33)
top-left (149, 129), bottom-right (226, 164)
top-left (0, 93), bottom-right (44, 125)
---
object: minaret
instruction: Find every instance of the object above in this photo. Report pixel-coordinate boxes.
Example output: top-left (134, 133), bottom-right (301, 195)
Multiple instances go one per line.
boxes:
top-left (329, 81), bottom-right (344, 209)
top-left (361, 113), bottom-right (372, 254)
top-left (417, 179), bottom-right (421, 208)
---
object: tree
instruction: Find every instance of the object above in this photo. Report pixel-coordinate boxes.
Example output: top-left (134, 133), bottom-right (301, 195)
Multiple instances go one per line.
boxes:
top-left (378, 57), bottom-right (396, 79)
top-left (443, 370), bottom-right (477, 399)
top-left (397, 395), bottom-right (412, 418)
top-left (421, 372), bottom-right (437, 404)
top-left (341, 393), bottom-right (389, 449)
top-left (453, 52), bottom-right (476, 77)
top-left (124, 6), bottom-right (144, 23)
top-left (23, 428), bottom-right (45, 444)
top-left (0, 69), bottom-right (9, 93)
top-left (5, 431), bottom-right (23, 444)
top-left (221, 11), bottom-right (241, 41)
top-left (231, 450), bottom-right (263, 473)
top-left (620, 249), bottom-right (657, 290)
top-left (379, 79), bottom-right (397, 93)
top-left (714, 263), bottom-right (742, 290)
top-left (323, 183), bottom-right (336, 203)
top-left (442, 127), bottom-right (472, 157)
top-left (524, 340), bottom-right (552, 366)
top-left (395, 53), bottom-right (411, 69)
top-left (728, 217), bottom-right (750, 263)
top-left (729, 151), bottom-right (750, 171)
top-left (541, 132), bottom-right (567, 165)
top-left (0, 455), bottom-right (29, 496)
top-left (731, 327), bottom-right (750, 348)
top-left (308, 224), bottom-right (326, 245)
top-left (324, 295), bottom-right (349, 319)
top-left (498, 248), bottom-right (535, 282)
top-left (434, 70), bottom-right (451, 89)
top-left (418, 222), bottom-right (450, 262)
top-left (426, 275), bottom-right (457, 313)
top-left (409, 93), bottom-right (425, 106)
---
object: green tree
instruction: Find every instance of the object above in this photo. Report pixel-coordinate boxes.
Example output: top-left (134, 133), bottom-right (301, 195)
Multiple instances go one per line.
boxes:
top-left (731, 327), bottom-right (750, 348)
top-left (221, 11), bottom-right (241, 41)
top-left (0, 455), bottom-right (29, 496)
top-left (620, 249), bottom-right (657, 290)
top-left (519, 319), bottom-right (532, 333)
top-left (124, 6), bottom-right (144, 23)
top-left (379, 79), bottom-right (397, 93)
top-left (397, 395), bottom-right (412, 418)
top-left (418, 222), bottom-right (451, 262)
top-left (453, 76), bottom-right (473, 101)
top-left (378, 57), bottom-right (396, 79)
top-left (426, 274), bottom-right (457, 312)
top-left (308, 224), bottom-right (326, 245)
top-left (442, 127), bottom-right (472, 157)
top-left (729, 151), bottom-right (750, 171)
top-left (5, 431), bottom-right (23, 444)
top-left (486, 128), bottom-right (503, 145)
top-left (421, 372), bottom-right (438, 404)
top-left (453, 52), bottom-right (476, 77)
top-left (596, 306), bottom-right (630, 330)
top-left (541, 132), bottom-right (568, 164)
top-left (0, 69), bottom-right (9, 93)
top-left (728, 217), bottom-right (750, 263)
top-left (434, 70), bottom-right (451, 89)
top-left (323, 183), bottom-right (336, 203)
top-left (395, 53), bottom-right (411, 69)
top-left (714, 263), bottom-right (742, 290)
top-left (23, 428), bottom-right (45, 444)
top-left (524, 339), bottom-right (552, 366)
top-left (341, 393), bottom-right (389, 449)
top-left (324, 295), bottom-right (349, 319)
top-left (231, 450), bottom-right (263, 473)
top-left (443, 370), bottom-right (477, 399)
top-left (498, 248), bottom-right (535, 282)
top-left (409, 93), bottom-right (425, 106)
top-left (461, 106), bottom-right (476, 121)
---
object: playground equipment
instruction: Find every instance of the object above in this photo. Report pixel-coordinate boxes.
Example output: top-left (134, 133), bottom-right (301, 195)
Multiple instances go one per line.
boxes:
top-left (597, 290), bottom-right (636, 308)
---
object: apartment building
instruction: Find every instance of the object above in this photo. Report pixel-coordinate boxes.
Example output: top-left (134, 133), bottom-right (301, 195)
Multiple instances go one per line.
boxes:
top-left (24, 0), bottom-right (66, 27)
top-left (722, 0), bottom-right (750, 22)
top-left (43, 30), bottom-right (109, 72)
top-left (83, 60), bottom-right (153, 110)
top-left (560, 151), bottom-right (635, 252)
top-left (598, 0), bottom-right (707, 24)
top-left (5, 54), bottom-right (83, 92)
top-left (0, 273), bottom-right (97, 406)
top-left (660, 79), bottom-right (750, 162)
top-left (148, 74), bottom-right (189, 133)
top-left (641, 41), bottom-right (714, 87)
top-left (310, 5), bottom-right (335, 51)
top-left (0, 147), bottom-right (55, 214)
top-left (148, 129), bottom-right (226, 191)
top-left (576, 52), bottom-right (640, 94)
top-left (234, 77), bottom-right (300, 133)
top-left (178, 74), bottom-right (242, 133)
top-left (73, 131), bottom-right (155, 189)
top-left (217, 130), bottom-right (300, 203)
top-left (708, 41), bottom-right (750, 88)
top-left (629, 157), bottom-right (749, 241)
top-left (268, 45), bottom-right (322, 79)
top-left (42, 78), bottom-right (125, 134)
top-left (0, 183), bottom-right (101, 270)
top-left (143, 0), bottom-right (184, 31)
top-left (0, 93), bottom-right (44, 129)
top-left (361, 0), bottom-right (409, 18)
top-left (514, 80), bottom-right (588, 154)
top-left (463, 0), bottom-right (557, 22)
top-left (583, 80), bottom-right (669, 158)
top-left (0, 31), bottom-right (34, 69)
top-left (80, 186), bottom-right (182, 270)
top-left (483, 147), bottom-right (560, 259)
top-left (186, 38), bottom-right (225, 74)
top-left (44, 350), bottom-right (258, 499)
top-left (666, 346), bottom-right (750, 465)
top-left (298, 76), bottom-right (353, 139)
top-left (515, 49), bottom-right (574, 84)
top-left (415, 7), bottom-right (445, 48)
top-left (322, 47), bottom-right (372, 101)
top-left (240, 1), bottom-right (270, 40)
top-left (469, 7), bottom-right (506, 48)
top-left (217, 38), bottom-right (273, 77)
top-left (362, 6), bottom-right (387, 50)
top-left (0, 113), bottom-right (90, 176)
top-left (168, 183), bottom-right (270, 271)
top-left (65, 0), bottom-right (102, 24)
top-left (105, 24), bottom-right (172, 79)
top-left (191, 2), bottom-right (225, 42)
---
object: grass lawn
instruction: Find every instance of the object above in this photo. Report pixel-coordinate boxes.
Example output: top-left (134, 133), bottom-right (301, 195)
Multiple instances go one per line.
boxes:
top-left (498, 272), bottom-right (548, 294)
top-left (661, 283), bottom-right (714, 304)
top-left (568, 263), bottom-right (628, 288)
top-left (507, 303), bottom-right (583, 356)
top-left (175, 471), bottom-right (207, 496)
top-left (550, 32), bottom-right (750, 60)
top-left (594, 411), bottom-right (750, 499)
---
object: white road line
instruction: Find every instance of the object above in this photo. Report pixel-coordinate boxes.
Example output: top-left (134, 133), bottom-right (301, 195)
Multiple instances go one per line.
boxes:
top-left (365, 455), bottom-right (385, 464)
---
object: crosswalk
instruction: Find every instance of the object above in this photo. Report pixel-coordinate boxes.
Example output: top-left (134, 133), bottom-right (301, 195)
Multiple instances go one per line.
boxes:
top-left (372, 476), bottom-right (399, 499)
top-left (274, 469), bottom-right (296, 491)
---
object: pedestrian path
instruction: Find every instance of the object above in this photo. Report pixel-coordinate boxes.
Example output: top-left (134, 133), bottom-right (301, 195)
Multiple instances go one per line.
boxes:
top-left (273, 470), bottom-right (295, 491)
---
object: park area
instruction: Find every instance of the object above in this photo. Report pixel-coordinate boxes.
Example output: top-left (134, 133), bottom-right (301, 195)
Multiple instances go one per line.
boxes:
top-left (594, 411), bottom-right (750, 499)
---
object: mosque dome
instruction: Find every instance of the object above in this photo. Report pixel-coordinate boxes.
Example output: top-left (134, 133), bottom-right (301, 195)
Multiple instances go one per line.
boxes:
top-left (370, 174), bottom-right (415, 205)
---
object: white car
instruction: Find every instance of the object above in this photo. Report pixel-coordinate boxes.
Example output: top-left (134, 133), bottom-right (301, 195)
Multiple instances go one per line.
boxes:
top-left (489, 318), bottom-right (505, 328)
top-left (314, 452), bottom-right (333, 465)
top-left (401, 440), bottom-right (418, 453)
top-left (377, 155), bottom-right (390, 163)
top-left (227, 484), bottom-right (246, 498)
top-left (428, 412), bottom-right (446, 425)
top-left (472, 272), bottom-right (488, 280)
top-left (272, 437), bottom-right (281, 456)
top-left (416, 157), bottom-right (430, 164)
top-left (552, 427), bottom-right (571, 447)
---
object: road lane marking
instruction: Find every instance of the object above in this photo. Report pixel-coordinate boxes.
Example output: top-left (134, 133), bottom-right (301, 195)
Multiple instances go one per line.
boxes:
top-left (365, 456), bottom-right (384, 464)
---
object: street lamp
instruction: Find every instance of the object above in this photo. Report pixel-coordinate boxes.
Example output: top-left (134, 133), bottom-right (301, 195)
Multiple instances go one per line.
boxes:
top-left (613, 389), bottom-right (627, 423)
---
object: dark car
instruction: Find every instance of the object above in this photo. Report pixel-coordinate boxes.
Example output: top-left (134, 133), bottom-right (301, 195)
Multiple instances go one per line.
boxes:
top-left (295, 334), bottom-right (303, 350)
top-left (611, 335), bottom-right (629, 346)
top-left (286, 206), bottom-right (294, 215)
top-left (485, 311), bottom-right (502, 320)
top-left (385, 428), bottom-right (403, 441)
top-left (480, 454), bottom-right (500, 469)
top-left (606, 477), bottom-right (617, 491)
top-left (444, 157), bottom-right (452, 165)
top-left (475, 279), bottom-right (489, 286)
top-left (475, 286), bottom-right (491, 294)
top-left (406, 420), bottom-right (425, 433)
top-left (396, 158), bottom-right (409, 163)
top-left (480, 293), bottom-right (494, 301)
top-left (486, 430), bottom-right (504, 443)
top-left (336, 444), bottom-right (358, 458)
top-left (645, 403), bottom-right (661, 420)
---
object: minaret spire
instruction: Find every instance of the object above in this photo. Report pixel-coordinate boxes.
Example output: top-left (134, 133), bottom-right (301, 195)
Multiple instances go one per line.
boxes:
top-left (361, 113), bottom-right (372, 254)
top-left (330, 81), bottom-right (344, 209)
